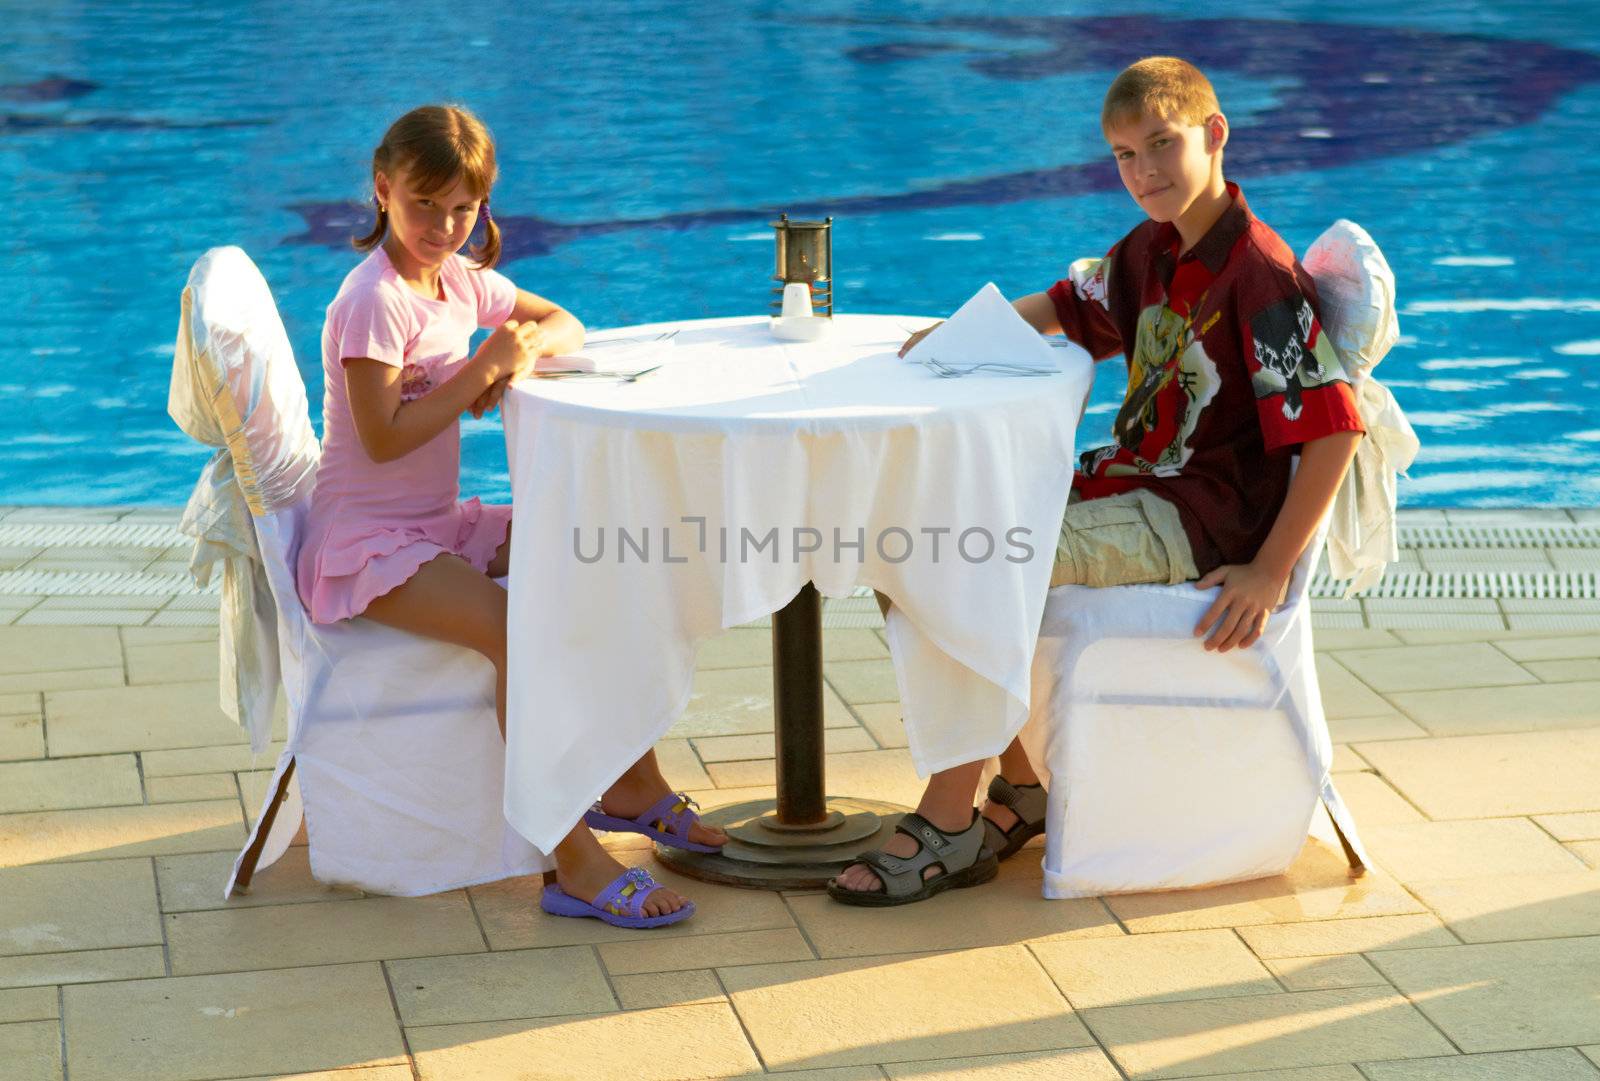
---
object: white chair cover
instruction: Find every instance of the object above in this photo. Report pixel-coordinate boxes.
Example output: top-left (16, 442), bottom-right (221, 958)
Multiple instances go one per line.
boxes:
top-left (171, 247), bottom-right (550, 898)
top-left (1017, 222), bottom-right (1402, 898)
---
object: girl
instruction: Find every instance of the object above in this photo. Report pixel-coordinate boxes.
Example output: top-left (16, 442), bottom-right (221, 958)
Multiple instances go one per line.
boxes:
top-left (296, 104), bottom-right (725, 928)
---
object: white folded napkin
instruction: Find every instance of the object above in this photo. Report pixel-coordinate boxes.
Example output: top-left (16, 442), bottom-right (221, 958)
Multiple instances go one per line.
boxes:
top-left (538, 335), bottom-right (675, 375)
top-left (906, 282), bottom-right (1059, 372)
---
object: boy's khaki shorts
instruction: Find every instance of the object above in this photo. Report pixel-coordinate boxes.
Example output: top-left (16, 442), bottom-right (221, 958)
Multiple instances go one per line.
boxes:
top-left (1051, 488), bottom-right (1199, 588)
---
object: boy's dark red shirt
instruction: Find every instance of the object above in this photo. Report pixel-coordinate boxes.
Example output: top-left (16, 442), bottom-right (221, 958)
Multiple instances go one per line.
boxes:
top-left (1047, 181), bottom-right (1363, 574)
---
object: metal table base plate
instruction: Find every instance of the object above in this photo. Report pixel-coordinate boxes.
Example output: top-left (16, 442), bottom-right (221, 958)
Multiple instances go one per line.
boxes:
top-left (656, 797), bottom-right (909, 889)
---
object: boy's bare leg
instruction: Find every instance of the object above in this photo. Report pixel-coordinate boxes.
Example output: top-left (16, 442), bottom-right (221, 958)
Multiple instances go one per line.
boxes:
top-left (361, 549), bottom-right (689, 917)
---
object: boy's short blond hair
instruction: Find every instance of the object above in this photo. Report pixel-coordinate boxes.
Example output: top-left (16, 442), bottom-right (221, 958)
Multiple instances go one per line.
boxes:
top-left (1102, 57), bottom-right (1221, 131)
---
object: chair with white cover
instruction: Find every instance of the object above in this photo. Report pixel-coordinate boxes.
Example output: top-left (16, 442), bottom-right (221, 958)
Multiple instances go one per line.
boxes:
top-left (1017, 221), bottom-right (1409, 899)
top-left (169, 246), bottom-right (550, 898)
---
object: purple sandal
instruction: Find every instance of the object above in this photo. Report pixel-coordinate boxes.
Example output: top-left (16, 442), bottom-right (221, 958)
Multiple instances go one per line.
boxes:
top-left (584, 791), bottom-right (723, 853)
top-left (539, 867), bottom-right (695, 929)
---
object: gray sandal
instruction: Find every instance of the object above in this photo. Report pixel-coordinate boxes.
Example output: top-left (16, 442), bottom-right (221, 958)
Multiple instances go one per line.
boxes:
top-left (826, 810), bottom-right (999, 907)
top-left (982, 776), bottom-right (1048, 861)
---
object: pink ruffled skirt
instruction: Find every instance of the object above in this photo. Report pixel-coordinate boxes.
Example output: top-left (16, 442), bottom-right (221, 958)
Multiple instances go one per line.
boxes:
top-left (295, 497), bottom-right (513, 625)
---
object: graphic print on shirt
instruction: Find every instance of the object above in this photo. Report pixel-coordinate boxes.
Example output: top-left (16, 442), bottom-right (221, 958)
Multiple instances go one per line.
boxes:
top-left (1069, 255), bottom-right (1109, 307)
top-left (399, 362), bottom-right (434, 401)
top-left (1250, 295), bottom-right (1347, 421)
top-left (1106, 303), bottom-right (1221, 476)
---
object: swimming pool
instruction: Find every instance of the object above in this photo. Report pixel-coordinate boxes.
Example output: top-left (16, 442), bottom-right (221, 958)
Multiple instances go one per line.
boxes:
top-left (5, 1), bottom-right (1599, 506)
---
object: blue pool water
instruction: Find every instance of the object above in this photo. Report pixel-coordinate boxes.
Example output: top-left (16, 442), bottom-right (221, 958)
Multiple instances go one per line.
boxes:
top-left (4, 1), bottom-right (1599, 506)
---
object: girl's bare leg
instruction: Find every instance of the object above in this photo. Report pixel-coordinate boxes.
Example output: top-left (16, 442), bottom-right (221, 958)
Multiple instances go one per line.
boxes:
top-left (361, 549), bottom-right (688, 917)
top-left (600, 750), bottom-right (728, 848)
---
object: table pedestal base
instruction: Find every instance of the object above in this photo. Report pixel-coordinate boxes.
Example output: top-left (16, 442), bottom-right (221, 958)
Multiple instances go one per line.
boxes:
top-left (656, 796), bottom-right (909, 889)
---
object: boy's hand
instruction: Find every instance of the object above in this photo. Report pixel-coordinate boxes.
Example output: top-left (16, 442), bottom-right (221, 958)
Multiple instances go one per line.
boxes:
top-left (1193, 560), bottom-right (1291, 653)
top-left (898, 322), bottom-right (942, 358)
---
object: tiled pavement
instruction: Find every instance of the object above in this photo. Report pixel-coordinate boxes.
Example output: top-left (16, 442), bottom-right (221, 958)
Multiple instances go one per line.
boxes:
top-left (2, 507), bottom-right (1600, 1080)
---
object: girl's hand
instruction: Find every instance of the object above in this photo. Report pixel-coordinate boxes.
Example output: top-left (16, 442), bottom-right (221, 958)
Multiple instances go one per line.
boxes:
top-left (1193, 560), bottom-right (1291, 653)
top-left (898, 321), bottom-right (942, 358)
top-left (469, 376), bottom-right (511, 419)
top-left (477, 319), bottom-right (547, 382)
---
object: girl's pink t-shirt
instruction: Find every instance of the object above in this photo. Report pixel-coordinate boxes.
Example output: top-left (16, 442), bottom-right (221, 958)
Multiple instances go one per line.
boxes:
top-left (312, 247), bottom-right (518, 523)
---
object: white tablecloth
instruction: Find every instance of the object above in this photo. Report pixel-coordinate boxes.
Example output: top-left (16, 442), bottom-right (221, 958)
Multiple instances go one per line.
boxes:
top-left (501, 314), bottom-right (1092, 852)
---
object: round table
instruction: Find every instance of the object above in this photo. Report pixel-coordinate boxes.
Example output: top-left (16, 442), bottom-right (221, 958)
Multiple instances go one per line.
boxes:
top-left (501, 314), bottom-right (1091, 888)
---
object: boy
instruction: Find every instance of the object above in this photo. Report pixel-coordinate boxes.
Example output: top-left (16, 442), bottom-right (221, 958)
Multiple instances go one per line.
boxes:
top-left (830, 56), bottom-right (1364, 906)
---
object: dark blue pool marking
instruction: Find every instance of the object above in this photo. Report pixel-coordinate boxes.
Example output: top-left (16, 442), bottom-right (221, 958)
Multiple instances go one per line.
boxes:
top-left (284, 15), bottom-right (1600, 262)
top-left (1, 75), bottom-right (99, 102)
top-left (1, 72), bottom-right (267, 133)
top-left (0, 113), bottom-right (266, 134)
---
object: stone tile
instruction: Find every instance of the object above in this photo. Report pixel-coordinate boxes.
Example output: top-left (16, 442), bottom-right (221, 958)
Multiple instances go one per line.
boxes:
top-left (35, 592), bottom-right (164, 611)
top-left (0, 690), bottom-right (41, 716)
top-left (693, 725), bottom-right (877, 763)
top-left (695, 628), bottom-right (772, 669)
top-left (1106, 840), bottom-right (1426, 933)
top-left (1586, 1046), bottom-right (1600, 1071)
top-left (1538, 811), bottom-right (1600, 841)
top-left (0, 859), bottom-right (162, 955)
top-left (1312, 629), bottom-right (1403, 650)
top-left (1316, 655), bottom-right (1399, 719)
top-left (1331, 772), bottom-right (1425, 825)
top-left (610, 968), bottom-right (725, 1010)
top-left (720, 946), bottom-right (1091, 1070)
top-left (653, 736), bottom-right (712, 790)
top-left (1329, 745), bottom-right (1368, 773)
top-left (1264, 953), bottom-right (1390, 992)
top-left (789, 861), bottom-right (1119, 959)
top-left (884, 1048), bottom-right (1122, 1079)
top-left (0, 1020), bottom-right (60, 1081)
top-left (1362, 598), bottom-right (1501, 615)
top-left (1407, 872), bottom-right (1600, 942)
top-left (0, 986), bottom-right (58, 1023)
top-left (1371, 936), bottom-right (1600, 1052)
top-left (825, 628), bottom-right (893, 661)
top-left (211, 1070), bottom-right (414, 1081)
top-left (853, 701), bottom-right (908, 749)
top-left (0, 627), bottom-right (121, 674)
top-left (1573, 841), bottom-right (1600, 868)
top-left (798, 747), bottom-right (930, 809)
top-left (165, 893), bottom-right (485, 976)
top-left (154, 848), bottom-right (360, 912)
top-left (0, 715), bottom-right (44, 761)
top-left (1363, 818), bottom-right (1584, 882)
top-left (63, 963), bottom-right (406, 1081)
top-left (141, 741), bottom-right (285, 777)
top-left (1495, 634), bottom-right (1600, 662)
top-left (123, 640), bottom-right (215, 684)
top-left (1030, 929), bottom-right (1277, 1008)
top-left (145, 773), bottom-right (238, 804)
top-left (0, 754), bottom-right (142, 814)
top-left (1357, 729), bottom-right (1600, 818)
top-left (45, 681), bottom-right (258, 755)
top-left (0, 799), bottom-right (244, 866)
top-left (1418, 548), bottom-right (1554, 573)
top-left (598, 927), bottom-right (812, 975)
top-left (1079, 986), bottom-right (1453, 1079)
top-left (1332, 644), bottom-right (1534, 694)
top-left (1326, 714), bottom-right (1428, 742)
top-left (1365, 613), bottom-right (1507, 632)
top-left (407, 1004), bottom-right (760, 1081)
top-left (825, 658), bottom-right (900, 704)
top-left (1309, 612), bottom-right (1368, 630)
top-left (1507, 614), bottom-right (1600, 632)
top-left (1390, 629), bottom-right (1524, 645)
top-left (1387, 681), bottom-right (1600, 737)
top-left (1359, 1049), bottom-right (1600, 1080)
top-left (387, 946), bottom-right (614, 1026)
top-left (1526, 658), bottom-right (1600, 681)
top-left (19, 609), bottom-right (156, 626)
top-left (0, 946), bottom-right (165, 990)
top-left (667, 666), bottom-right (857, 738)
top-left (470, 871), bottom-right (795, 950)
top-left (0, 667), bottom-right (124, 695)
top-left (120, 625), bottom-right (217, 646)
top-left (1237, 914), bottom-right (1457, 959)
